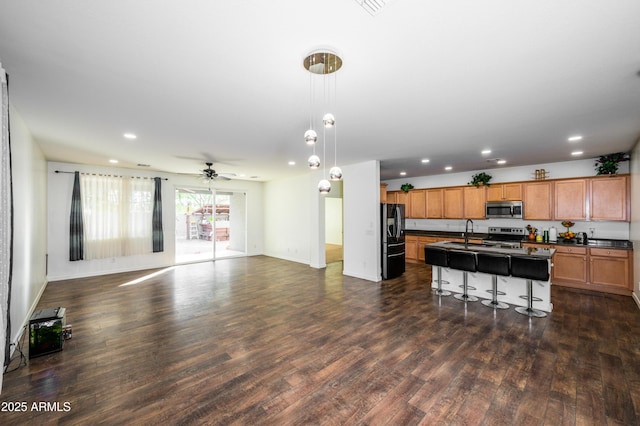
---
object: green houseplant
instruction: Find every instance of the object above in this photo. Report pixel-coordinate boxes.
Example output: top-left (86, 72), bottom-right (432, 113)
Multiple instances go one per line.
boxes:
top-left (468, 172), bottom-right (492, 188)
top-left (595, 152), bottom-right (629, 175)
top-left (400, 183), bottom-right (414, 193)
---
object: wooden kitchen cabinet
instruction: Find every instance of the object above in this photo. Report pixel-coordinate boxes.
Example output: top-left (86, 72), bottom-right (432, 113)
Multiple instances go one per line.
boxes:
top-left (554, 179), bottom-right (587, 220)
top-left (405, 235), bottom-right (418, 262)
top-left (523, 181), bottom-right (553, 220)
top-left (589, 248), bottom-right (631, 293)
top-left (380, 184), bottom-right (388, 203)
top-left (443, 187), bottom-right (464, 219)
top-left (417, 236), bottom-right (438, 263)
top-left (397, 191), bottom-right (409, 209)
top-left (425, 188), bottom-right (444, 218)
top-left (552, 245), bottom-right (588, 285)
top-left (590, 175), bottom-right (629, 221)
top-left (486, 183), bottom-right (522, 201)
top-left (409, 190), bottom-right (426, 218)
top-left (463, 186), bottom-right (486, 219)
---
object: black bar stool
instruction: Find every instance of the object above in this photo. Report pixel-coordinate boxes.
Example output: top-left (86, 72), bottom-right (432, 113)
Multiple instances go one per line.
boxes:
top-left (510, 255), bottom-right (549, 318)
top-left (477, 252), bottom-right (510, 310)
top-left (424, 246), bottom-right (451, 296)
top-left (448, 250), bottom-right (478, 302)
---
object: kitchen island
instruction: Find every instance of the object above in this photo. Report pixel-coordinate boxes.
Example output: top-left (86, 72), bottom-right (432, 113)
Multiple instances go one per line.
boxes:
top-left (426, 241), bottom-right (555, 312)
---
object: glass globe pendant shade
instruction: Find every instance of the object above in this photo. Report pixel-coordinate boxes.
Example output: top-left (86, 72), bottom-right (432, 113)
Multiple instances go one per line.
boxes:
top-left (304, 129), bottom-right (317, 145)
top-left (318, 179), bottom-right (331, 194)
top-left (329, 166), bottom-right (343, 181)
top-left (323, 113), bottom-right (335, 128)
top-left (308, 154), bottom-right (320, 169)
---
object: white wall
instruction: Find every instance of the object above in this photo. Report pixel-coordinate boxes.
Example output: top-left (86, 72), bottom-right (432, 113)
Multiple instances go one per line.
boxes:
top-left (383, 158), bottom-right (629, 190)
top-left (8, 105), bottom-right (48, 347)
top-left (325, 198), bottom-right (343, 245)
top-left (47, 162), bottom-right (264, 280)
top-left (229, 191), bottom-right (247, 253)
top-left (263, 172), bottom-right (313, 264)
top-left (343, 160), bottom-right (380, 282)
top-left (629, 140), bottom-right (640, 302)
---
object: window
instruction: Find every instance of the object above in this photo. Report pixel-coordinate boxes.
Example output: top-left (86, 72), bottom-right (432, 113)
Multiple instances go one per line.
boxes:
top-left (81, 175), bottom-right (154, 259)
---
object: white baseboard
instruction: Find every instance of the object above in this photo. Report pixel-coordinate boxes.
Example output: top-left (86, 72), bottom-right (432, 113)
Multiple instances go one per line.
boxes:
top-left (343, 269), bottom-right (380, 282)
top-left (9, 278), bottom-right (49, 360)
top-left (633, 291), bottom-right (640, 311)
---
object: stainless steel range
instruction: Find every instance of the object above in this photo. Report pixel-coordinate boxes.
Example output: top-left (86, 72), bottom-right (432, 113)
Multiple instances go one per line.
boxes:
top-left (482, 227), bottom-right (526, 248)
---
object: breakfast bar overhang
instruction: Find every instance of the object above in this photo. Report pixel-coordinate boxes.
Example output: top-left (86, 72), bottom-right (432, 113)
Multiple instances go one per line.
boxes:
top-left (426, 241), bottom-right (556, 312)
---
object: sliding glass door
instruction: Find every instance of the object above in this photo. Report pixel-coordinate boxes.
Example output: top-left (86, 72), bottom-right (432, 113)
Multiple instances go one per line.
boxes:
top-left (175, 188), bottom-right (246, 263)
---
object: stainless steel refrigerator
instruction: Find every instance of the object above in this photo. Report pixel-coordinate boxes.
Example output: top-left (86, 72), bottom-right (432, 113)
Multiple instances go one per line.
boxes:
top-left (381, 203), bottom-right (405, 280)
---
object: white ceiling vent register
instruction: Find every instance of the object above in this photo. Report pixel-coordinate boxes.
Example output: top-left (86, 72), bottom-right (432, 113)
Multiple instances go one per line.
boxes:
top-left (355, 0), bottom-right (395, 16)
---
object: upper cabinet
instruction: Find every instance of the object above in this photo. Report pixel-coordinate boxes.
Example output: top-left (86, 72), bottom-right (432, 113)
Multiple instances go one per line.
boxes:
top-left (425, 188), bottom-right (444, 218)
top-left (486, 183), bottom-right (522, 201)
top-left (463, 186), bottom-right (486, 219)
top-left (409, 190), bottom-right (426, 218)
top-left (443, 187), bottom-right (464, 219)
top-left (380, 184), bottom-right (388, 203)
top-left (386, 174), bottom-right (629, 222)
top-left (554, 179), bottom-right (587, 220)
top-left (523, 181), bottom-right (553, 220)
top-left (396, 190), bottom-right (409, 209)
top-left (590, 175), bottom-right (629, 221)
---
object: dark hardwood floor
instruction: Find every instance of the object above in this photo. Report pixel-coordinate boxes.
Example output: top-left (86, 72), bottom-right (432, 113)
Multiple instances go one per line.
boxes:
top-left (2, 256), bottom-right (640, 425)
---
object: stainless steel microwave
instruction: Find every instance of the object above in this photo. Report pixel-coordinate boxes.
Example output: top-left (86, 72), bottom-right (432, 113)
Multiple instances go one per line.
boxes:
top-left (485, 201), bottom-right (524, 219)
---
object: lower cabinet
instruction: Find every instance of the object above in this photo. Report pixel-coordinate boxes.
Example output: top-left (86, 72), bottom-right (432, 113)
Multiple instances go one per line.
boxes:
top-left (549, 245), bottom-right (632, 295)
top-left (552, 246), bottom-right (588, 285)
top-left (589, 248), bottom-right (630, 292)
top-left (406, 235), bottom-right (475, 264)
top-left (405, 235), bottom-right (418, 262)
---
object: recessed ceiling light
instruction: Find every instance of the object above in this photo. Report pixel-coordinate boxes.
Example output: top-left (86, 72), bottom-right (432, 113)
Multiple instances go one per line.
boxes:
top-left (444, 166), bottom-right (452, 171)
top-left (497, 159), bottom-right (506, 165)
top-left (288, 161), bottom-right (296, 166)
top-left (481, 149), bottom-right (492, 155)
top-left (123, 133), bottom-right (137, 140)
top-left (109, 159), bottom-right (118, 164)
top-left (421, 159), bottom-right (430, 163)
top-left (568, 135), bottom-right (583, 142)
top-left (400, 171), bottom-right (407, 176)
top-left (571, 151), bottom-right (584, 156)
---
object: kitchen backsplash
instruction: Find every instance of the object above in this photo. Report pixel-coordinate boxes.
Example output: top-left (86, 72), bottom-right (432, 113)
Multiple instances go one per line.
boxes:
top-left (405, 218), bottom-right (631, 241)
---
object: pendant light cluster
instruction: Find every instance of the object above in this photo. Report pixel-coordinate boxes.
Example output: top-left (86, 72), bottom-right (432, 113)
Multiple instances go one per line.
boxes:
top-left (303, 49), bottom-right (343, 194)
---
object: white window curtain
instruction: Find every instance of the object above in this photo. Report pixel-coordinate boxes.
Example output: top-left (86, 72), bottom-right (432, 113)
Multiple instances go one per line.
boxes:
top-left (0, 60), bottom-right (11, 390)
top-left (80, 174), bottom-right (154, 259)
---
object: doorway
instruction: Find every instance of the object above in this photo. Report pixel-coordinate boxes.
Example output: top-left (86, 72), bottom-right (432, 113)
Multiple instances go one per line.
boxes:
top-left (325, 181), bottom-right (343, 264)
top-left (175, 188), bottom-right (246, 263)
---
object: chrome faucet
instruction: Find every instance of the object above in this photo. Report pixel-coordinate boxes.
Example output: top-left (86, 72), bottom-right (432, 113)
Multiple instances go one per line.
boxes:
top-left (464, 219), bottom-right (474, 248)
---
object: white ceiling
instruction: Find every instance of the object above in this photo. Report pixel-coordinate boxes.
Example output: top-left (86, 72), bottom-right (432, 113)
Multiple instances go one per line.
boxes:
top-left (1, 0), bottom-right (639, 182)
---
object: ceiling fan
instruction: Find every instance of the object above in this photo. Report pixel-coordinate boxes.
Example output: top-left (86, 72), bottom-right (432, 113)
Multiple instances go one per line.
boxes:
top-left (200, 162), bottom-right (234, 182)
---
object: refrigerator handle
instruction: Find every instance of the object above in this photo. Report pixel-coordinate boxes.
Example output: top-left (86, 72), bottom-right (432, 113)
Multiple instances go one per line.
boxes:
top-left (394, 205), bottom-right (401, 238)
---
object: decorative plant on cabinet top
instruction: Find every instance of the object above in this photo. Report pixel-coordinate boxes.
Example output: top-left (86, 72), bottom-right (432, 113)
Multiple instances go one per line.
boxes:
top-left (468, 172), bottom-right (492, 188)
top-left (595, 152), bottom-right (629, 175)
top-left (400, 183), bottom-right (414, 193)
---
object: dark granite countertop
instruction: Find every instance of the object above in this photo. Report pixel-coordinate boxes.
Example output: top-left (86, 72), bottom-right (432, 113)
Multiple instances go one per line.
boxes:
top-left (405, 229), bottom-right (488, 239)
top-left (429, 241), bottom-right (555, 259)
top-left (407, 229), bottom-right (633, 250)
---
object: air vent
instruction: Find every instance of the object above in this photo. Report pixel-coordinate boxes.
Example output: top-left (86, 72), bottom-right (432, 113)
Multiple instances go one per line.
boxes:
top-left (354, 0), bottom-right (395, 16)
